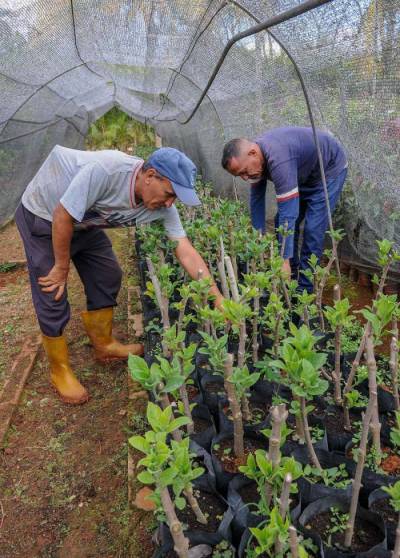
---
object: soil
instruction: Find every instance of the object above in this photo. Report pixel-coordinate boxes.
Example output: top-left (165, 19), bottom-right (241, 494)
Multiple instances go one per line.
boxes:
top-left (176, 489), bottom-right (227, 533)
top-left (222, 401), bottom-right (267, 426)
top-left (238, 481), bottom-right (259, 504)
top-left (324, 406), bottom-right (359, 435)
top-left (213, 437), bottom-right (267, 473)
top-left (305, 510), bottom-right (383, 552)
top-left (238, 482), bottom-right (299, 512)
top-left (193, 416), bottom-right (211, 434)
top-left (0, 224), bottom-right (38, 392)
top-left (204, 381), bottom-right (224, 395)
top-left (187, 384), bottom-right (200, 401)
top-left (370, 497), bottom-right (397, 527)
top-left (0, 224), bottom-right (155, 557)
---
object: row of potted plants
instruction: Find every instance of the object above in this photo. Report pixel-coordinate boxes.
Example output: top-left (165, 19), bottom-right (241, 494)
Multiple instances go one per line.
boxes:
top-left (128, 185), bottom-right (400, 557)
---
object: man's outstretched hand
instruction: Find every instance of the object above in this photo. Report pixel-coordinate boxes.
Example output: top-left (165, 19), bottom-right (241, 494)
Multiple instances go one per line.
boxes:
top-left (38, 264), bottom-right (69, 301)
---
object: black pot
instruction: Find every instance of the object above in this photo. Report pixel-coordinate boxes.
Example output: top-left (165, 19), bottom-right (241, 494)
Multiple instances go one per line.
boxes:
top-left (190, 441), bottom-right (217, 495)
top-left (155, 502), bottom-right (234, 554)
top-left (200, 373), bottom-right (225, 415)
top-left (324, 404), bottom-right (361, 453)
top-left (252, 379), bottom-right (291, 402)
top-left (228, 475), bottom-right (302, 544)
top-left (297, 476), bottom-right (352, 507)
top-left (344, 441), bottom-right (396, 496)
top-left (298, 495), bottom-right (388, 558)
top-left (226, 476), bottom-right (260, 544)
top-left (237, 501), bottom-right (308, 558)
top-left (368, 488), bottom-right (397, 550)
top-left (217, 397), bottom-right (270, 436)
top-left (190, 404), bottom-right (217, 452)
top-left (211, 431), bottom-right (267, 495)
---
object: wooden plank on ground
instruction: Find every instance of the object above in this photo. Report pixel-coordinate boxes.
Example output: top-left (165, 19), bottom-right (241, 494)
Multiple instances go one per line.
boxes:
top-left (0, 334), bottom-right (41, 446)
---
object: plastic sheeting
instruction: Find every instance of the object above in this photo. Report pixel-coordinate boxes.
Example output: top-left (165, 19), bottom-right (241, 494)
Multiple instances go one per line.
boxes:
top-left (0, 1), bottom-right (399, 270)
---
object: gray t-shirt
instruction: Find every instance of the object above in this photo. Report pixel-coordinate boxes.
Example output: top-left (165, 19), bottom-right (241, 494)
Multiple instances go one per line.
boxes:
top-left (21, 145), bottom-right (186, 239)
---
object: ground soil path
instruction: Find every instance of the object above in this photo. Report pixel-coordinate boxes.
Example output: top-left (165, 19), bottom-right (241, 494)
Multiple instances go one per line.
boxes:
top-left (0, 224), bottom-right (154, 558)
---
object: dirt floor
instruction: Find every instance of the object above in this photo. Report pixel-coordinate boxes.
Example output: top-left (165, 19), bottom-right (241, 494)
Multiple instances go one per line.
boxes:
top-left (0, 223), bottom-right (154, 558)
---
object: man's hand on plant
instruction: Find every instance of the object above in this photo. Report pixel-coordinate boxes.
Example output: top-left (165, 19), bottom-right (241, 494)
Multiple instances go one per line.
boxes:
top-left (281, 259), bottom-right (291, 280)
top-left (38, 264), bottom-right (69, 301)
top-left (213, 293), bottom-right (225, 310)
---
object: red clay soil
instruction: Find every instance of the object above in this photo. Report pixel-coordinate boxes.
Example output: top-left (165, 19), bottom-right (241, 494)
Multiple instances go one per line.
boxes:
top-left (0, 224), bottom-right (155, 558)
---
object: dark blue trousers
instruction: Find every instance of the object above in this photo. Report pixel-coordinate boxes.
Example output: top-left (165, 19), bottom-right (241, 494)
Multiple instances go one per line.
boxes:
top-left (15, 204), bottom-right (122, 337)
top-left (290, 168), bottom-right (347, 293)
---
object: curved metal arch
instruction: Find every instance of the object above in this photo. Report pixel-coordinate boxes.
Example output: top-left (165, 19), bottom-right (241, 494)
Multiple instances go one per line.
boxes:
top-left (228, 0), bottom-right (339, 273)
top-left (153, 68), bottom-right (226, 141)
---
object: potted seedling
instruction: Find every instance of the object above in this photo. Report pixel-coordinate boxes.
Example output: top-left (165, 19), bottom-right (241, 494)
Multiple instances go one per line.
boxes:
top-left (381, 481), bottom-right (400, 555)
top-left (264, 324), bottom-right (329, 470)
top-left (241, 509), bottom-right (315, 558)
top-left (129, 402), bottom-right (194, 558)
top-left (260, 292), bottom-right (290, 357)
top-left (323, 288), bottom-right (353, 405)
top-left (129, 353), bottom-right (191, 441)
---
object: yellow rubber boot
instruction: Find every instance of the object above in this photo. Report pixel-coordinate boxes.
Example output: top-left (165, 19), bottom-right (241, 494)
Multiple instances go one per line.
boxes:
top-left (81, 307), bottom-right (144, 362)
top-left (42, 335), bottom-right (89, 405)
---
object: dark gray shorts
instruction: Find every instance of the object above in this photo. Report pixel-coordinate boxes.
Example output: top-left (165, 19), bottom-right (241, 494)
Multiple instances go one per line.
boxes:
top-left (15, 204), bottom-right (122, 337)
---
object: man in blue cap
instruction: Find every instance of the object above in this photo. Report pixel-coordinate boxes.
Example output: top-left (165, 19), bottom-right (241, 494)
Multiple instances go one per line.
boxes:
top-left (16, 145), bottom-right (222, 404)
top-left (221, 126), bottom-right (347, 293)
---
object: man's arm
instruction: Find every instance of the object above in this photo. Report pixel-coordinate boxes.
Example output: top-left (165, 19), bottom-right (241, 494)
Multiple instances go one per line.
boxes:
top-left (250, 179), bottom-right (267, 233)
top-left (174, 237), bottom-right (224, 308)
top-left (38, 203), bottom-right (74, 301)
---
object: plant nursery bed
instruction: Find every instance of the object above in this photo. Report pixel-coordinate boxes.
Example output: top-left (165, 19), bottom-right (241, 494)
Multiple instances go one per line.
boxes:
top-left (221, 401), bottom-right (268, 425)
top-left (177, 490), bottom-right (227, 533)
top-left (304, 511), bottom-right (382, 553)
top-left (214, 437), bottom-right (267, 473)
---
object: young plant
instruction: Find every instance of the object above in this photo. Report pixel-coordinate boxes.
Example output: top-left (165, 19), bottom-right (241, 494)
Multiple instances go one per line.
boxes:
top-left (382, 481), bottom-right (400, 558)
top-left (129, 354), bottom-right (187, 441)
top-left (265, 324), bottom-right (329, 470)
top-left (221, 293), bottom-right (253, 419)
top-left (162, 325), bottom-right (197, 434)
top-left (326, 507), bottom-right (349, 547)
top-left (390, 411), bottom-right (400, 448)
top-left (261, 292), bottom-right (289, 357)
top-left (248, 510), bottom-right (312, 558)
top-left (344, 392), bottom-right (375, 548)
top-left (303, 463), bottom-right (350, 488)
top-left (293, 290), bottom-right (318, 328)
top-left (145, 259), bottom-right (176, 353)
top-left (323, 289), bottom-right (352, 404)
top-left (129, 402), bottom-right (192, 558)
top-left (239, 405), bottom-right (300, 513)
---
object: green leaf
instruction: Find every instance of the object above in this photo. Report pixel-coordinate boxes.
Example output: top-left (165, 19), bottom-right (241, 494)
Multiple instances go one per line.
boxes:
top-left (137, 471), bottom-right (154, 484)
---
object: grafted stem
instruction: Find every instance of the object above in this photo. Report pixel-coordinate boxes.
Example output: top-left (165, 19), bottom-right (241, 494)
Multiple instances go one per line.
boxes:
top-left (389, 318), bottom-right (400, 411)
top-left (344, 396), bottom-right (374, 548)
top-left (300, 397), bottom-right (322, 471)
top-left (224, 353), bottom-right (244, 460)
top-left (184, 485), bottom-right (207, 525)
top-left (288, 525), bottom-right (300, 558)
top-left (365, 331), bottom-right (381, 462)
top-left (160, 488), bottom-right (190, 558)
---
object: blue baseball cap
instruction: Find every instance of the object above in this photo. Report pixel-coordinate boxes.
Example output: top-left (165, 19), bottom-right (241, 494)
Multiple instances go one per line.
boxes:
top-left (146, 147), bottom-right (201, 206)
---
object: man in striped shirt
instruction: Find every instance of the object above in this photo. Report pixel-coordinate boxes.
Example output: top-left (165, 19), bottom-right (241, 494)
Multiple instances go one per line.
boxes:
top-left (221, 126), bottom-right (347, 293)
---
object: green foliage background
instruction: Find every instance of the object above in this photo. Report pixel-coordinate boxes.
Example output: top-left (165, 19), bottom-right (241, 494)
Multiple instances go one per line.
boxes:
top-left (85, 107), bottom-right (156, 159)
